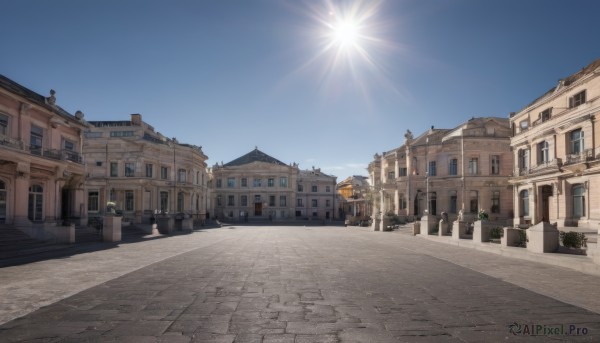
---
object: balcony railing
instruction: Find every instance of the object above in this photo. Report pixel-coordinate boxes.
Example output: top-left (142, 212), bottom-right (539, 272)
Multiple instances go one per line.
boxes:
top-left (26, 145), bottom-right (83, 164)
top-left (528, 159), bottom-right (561, 174)
top-left (564, 149), bottom-right (594, 165)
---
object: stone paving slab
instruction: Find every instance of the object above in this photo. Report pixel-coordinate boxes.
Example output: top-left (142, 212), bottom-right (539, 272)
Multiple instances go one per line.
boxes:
top-left (1, 226), bottom-right (600, 342)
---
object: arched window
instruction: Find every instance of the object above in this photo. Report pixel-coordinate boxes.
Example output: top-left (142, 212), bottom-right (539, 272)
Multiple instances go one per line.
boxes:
top-left (28, 184), bottom-right (44, 221)
top-left (572, 184), bottom-right (585, 218)
top-left (520, 190), bottom-right (529, 217)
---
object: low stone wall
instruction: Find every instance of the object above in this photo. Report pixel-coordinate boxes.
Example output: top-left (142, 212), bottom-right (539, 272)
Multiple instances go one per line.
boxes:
top-left (502, 227), bottom-right (523, 247)
top-left (103, 216), bottom-right (122, 242)
top-left (451, 221), bottom-right (469, 240)
top-left (18, 224), bottom-right (75, 244)
top-left (472, 221), bottom-right (493, 244)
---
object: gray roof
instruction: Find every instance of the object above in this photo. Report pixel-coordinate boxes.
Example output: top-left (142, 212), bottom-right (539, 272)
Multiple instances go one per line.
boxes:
top-left (0, 74), bottom-right (84, 125)
top-left (224, 148), bottom-right (287, 167)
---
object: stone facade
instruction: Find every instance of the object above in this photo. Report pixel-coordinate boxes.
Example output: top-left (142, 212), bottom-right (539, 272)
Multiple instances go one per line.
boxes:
top-left (83, 114), bottom-right (209, 224)
top-left (0, 74), bottom-right (88, 230)
top-left (211, 148), bottom-right (337, 221)
top-left (509, 58), bottom-right (600, 229)
top-left (369, 117), bottom-right (513, 224)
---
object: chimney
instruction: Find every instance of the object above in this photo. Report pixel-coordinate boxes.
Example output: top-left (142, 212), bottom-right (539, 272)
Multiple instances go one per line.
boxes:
top-left (131, 113), bottom-right (142, 126)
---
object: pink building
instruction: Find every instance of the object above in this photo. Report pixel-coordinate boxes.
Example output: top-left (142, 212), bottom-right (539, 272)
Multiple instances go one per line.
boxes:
top-left (0, 75), bottom-right (87, 238)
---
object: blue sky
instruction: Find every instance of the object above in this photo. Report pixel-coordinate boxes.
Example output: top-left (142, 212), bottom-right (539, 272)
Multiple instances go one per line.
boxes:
top-left (2, 0), bottom-right (600, 181)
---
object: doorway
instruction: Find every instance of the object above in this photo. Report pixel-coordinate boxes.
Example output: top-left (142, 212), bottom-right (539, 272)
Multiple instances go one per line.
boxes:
top-left (254, 202), bottom-right (262, 216)
top-left (540, 185), bottom-right (553, 222)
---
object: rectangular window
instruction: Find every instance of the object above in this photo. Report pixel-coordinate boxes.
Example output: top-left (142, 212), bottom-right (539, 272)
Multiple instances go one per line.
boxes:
top-left (470, 190), bottom-right (478, 213)
top-left (311, 199), bottom-right (318, 207)
top-left (160, 191), bottom-right (169, 212)
top-left (570, 129), bottom-right (584, 154)
top-left (540, 108), bottom-right (551, 122)
top-left (297, 198), bottom-right (303, 207)
top-left (326, 199), bottom-right (330, 207)
top-left (326, 186), bottom-right (331, 192)
top-left (146, 164), bottom-right (153, 178)
top-left (241, 178), bottom-right (247, 187)
top-left (88, 191), bottom-right (99, 212)
top-left (491, 191), bottom-right (500, 213)
top-left (63, 140), bottom-right (74, 151)
top-left (312, 185), bottom-right (318, 192)
top-left (125, 163), bottom-right (135, 177)
top-left (388, 171), bottom-right (395, 180)
top-left (518, 149), bottom-right (530, 170)
top-left (449, 159), bottom-right (458, 176)
top-left (491, 155), bottom-right (500, 175)
top-left (253, 178), bottom-right (262, 187)
top-left (280, 177), bottom-right (288, 188)
top-left (110, 131), bottom-right (134, 137)
top-left (280, 196), bottom-right (286, 207)
top-left (468, 158), bottom-right (478, 175)
top-left (110, 162), bottom-right (118, 177)
top-left (178, 169), bottom-right (186, 182)
top-left (399, 168), bottom-right (407, 177)
top-left (216, 178), bottom-right (222, 188)
top-left (0, 113), bottom-right (8, 136)
top-left (569, 90), bottom-right (586, 108)
top-left (216, 195), bottom-right (222, 207)
top-left (161, 167), bottom-right (168, 180)
top-left (428, 161), bottom-right (436, 176)
top-left (537, 142), bottom-right (549, 164)
top-left (399, 195), bottom-right (406, 210)
top-left (84, 131), bottom-right (103, 138)
top-left (227, 177), bottom-right (235, 188)
top-left (241, 195), bottom-right (248, 206)
top-left (228, 195), bottom-right (235, 206)
top-left (254, 195), bottom-right (261, 202)
top-left (450, 194), bottom-right (457, 214)
top-left (125, 191), bottom-right (134, 211)
top-left (269, 196), bottom-right (276, 206)
top-left (268, 178), bottom-right (275, 187)
top-left (30, 125), bottom-right (43, 154)
top-left (297, 184), bottom-right (304, 192)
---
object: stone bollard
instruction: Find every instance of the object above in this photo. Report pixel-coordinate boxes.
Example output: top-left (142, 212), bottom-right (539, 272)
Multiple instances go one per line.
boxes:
top-left (156, 216), bottom-right (174, 234)
top-left (103, 216), bottom-right (122, 242)
top-left (472, 221), bottom-right (492, 244)
top-left (413, 221), bottom-right (420, 235)
top-left (527, 222), bottom-right (559, 253)
top-left (420, 214), bottom-right (436, 236)
top-left (438, 220), bottom-right (450, 236)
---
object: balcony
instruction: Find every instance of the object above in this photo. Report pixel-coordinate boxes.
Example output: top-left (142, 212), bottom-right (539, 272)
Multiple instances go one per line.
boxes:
top-left (28, 146), bottom-right (83, 164)
top-left (564, 149), bottom-right (594, 166)
top-left (528, 159), bottom-right (561, 175)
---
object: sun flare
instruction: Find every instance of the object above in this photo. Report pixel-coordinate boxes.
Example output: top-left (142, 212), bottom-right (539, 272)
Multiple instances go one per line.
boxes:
top-left (331, 18), bottom-right (360, 48)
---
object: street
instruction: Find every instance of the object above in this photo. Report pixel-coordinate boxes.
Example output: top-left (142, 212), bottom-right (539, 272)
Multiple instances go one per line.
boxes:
top-left (1, 225), bottom-right (600, 342)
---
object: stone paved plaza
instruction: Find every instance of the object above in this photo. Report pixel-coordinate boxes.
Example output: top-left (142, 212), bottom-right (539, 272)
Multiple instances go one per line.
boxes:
top-left (2, 225), bottom-right (600, 342)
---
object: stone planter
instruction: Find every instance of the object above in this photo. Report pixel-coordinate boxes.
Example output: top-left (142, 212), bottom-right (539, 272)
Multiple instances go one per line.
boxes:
top-left (156, 216), bottom-right (174, 234)
top-left (473, 221), bottom-right (492, 244)
top-left (527, 222), bottom-right (559, 253)
top-left (103, 216), bottom-right (122, 242)
top-left (502, 227), bottom-right (522, 247)
top-left (451, 221), bottom-right (468, 240)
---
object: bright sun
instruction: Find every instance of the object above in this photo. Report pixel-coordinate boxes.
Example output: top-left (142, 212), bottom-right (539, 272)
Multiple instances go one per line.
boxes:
top-left (331, 19), bottom-right (360, 47)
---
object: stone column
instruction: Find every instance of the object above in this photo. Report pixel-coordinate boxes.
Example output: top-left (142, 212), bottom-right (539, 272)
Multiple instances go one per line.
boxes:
top-left (14, 172), bottom-right (30, 227)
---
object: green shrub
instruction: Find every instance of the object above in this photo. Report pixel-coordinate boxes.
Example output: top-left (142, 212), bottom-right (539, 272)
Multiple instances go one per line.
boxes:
top-left (489, 227), bottom-right (503, 239)
top-left (518, 229), bottom-right (528, 248)
top-left (560, 231), bottom-right (588, 249)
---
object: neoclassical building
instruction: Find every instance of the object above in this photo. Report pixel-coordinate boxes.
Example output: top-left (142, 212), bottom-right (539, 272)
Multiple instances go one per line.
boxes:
top-left (0, 74), bottom-right (88, 230)
top-left (83, 114), bottom-right (209, 224)
top-left (369, 117), bottom-right (513, 223)
top-left (211, 148), bottom-right (337, 221)
top-left (509, 58), bottom-right (600, 229)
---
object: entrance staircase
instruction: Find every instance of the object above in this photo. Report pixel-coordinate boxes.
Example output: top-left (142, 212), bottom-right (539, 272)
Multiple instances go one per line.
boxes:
top-left (0, 225), bottom-right (71, 263)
